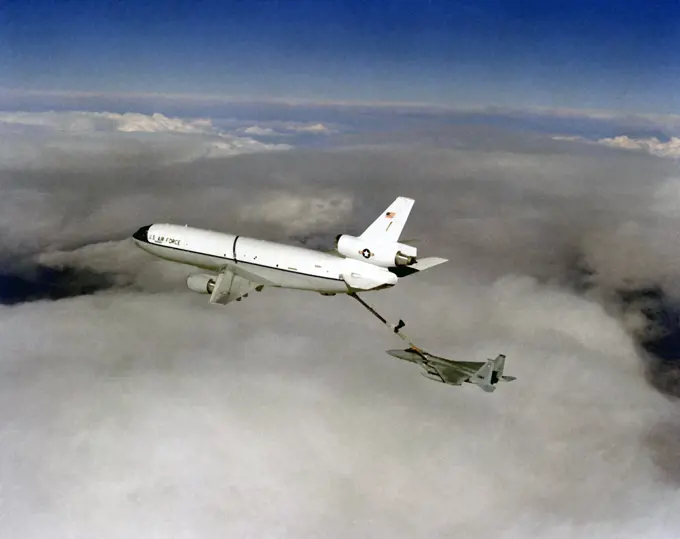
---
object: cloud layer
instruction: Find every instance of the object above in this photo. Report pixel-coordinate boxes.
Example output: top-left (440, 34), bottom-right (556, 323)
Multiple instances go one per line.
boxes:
top-left (553, 134), bottom-right (680, 159)
top-left (2, 108), bottom-right (680, 538)
top-left (241, 121), bottom-right (336, 137)
top-left (0, 111), bottom-right (292, 169)
top-left (598, 135), bottom-right (680, 159)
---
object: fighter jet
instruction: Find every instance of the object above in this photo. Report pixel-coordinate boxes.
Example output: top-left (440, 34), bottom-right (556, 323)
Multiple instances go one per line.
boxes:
top-left (387, 347), bottom-right (515, 392)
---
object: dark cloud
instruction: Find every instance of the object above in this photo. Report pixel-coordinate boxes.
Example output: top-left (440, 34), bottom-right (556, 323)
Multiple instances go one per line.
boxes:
top-left (2, 110), bottom-right (680, 537)
top-left (0, 263), bottom-right (121, 304)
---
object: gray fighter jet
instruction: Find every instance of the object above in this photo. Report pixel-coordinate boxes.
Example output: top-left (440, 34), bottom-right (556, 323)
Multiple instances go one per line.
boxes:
top-left (387, 347), bottom-right (515, 392)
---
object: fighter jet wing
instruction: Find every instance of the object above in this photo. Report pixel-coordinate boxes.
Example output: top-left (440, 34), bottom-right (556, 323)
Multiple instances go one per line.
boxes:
top-left (425, 357), bottom-right (511, 392)
top-left (428, 362), bottom-right (480, 385)
top-left (209, 268), bottom-right (260, 305)
top-left (389, 348), bottom-right (482, 385)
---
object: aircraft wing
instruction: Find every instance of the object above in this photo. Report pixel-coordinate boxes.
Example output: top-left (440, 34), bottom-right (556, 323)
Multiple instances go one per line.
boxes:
top-left (226, 263), bottom-right (278, 286)
top-left (387, 348), bottom-right (480, 385)
top-left (429, 362), bottom-right (481, 385)
top-left (209, 267), bottom-right (261, 305)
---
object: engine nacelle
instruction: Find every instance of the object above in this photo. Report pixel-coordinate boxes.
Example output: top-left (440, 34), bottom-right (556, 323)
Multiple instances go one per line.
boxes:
top-left (187, 273), bottom-right (216, 294)
top-left (335, 234), bottom-right (417, 268)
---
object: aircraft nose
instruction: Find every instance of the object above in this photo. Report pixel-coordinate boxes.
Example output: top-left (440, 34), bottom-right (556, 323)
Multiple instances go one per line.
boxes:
top-left (133, 224), bottom-right (152, 242)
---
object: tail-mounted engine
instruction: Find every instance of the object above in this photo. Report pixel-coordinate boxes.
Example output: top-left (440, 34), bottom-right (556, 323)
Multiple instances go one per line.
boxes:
top-left (335, 234), bottom-right (417, 268)
top-left (186, 273), bottom-right (216, 294)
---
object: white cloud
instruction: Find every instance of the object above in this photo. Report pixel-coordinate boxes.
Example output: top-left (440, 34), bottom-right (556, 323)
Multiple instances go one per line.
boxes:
top-left (0, 110), bottom-right (217, 134)
top-left (551, 133), bottom-right (680, 159)
top-left (0, 259), bottom-right (676, 539)
top-left (238, 191), bottom-right (354, 232)
top-left (242, 125), bottom-right (278, 136)
top-left (285, 122), bottom-right (333, 134)
top-left (0, 111), bottom-right (292, 168)
top-left (113, 112), bottom-right (215, 134)
top-left (551, 135), bottom-right (586, 142)
top-left (238, 121), bottom-right (337, 137)
top-left (597, 135), bottom-right (680, 159)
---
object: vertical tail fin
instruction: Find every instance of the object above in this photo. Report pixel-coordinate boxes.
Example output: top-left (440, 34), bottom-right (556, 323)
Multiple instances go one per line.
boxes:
top-left (471, 360), bottom-right (497, 392)
top-left (492, 354), bottom-right (506, 377)
top-left (492, 353), bottom-right (516, 383)
top-left (470, 355), bottom-right (513, 392)
top-left (359, 197), bottom-right (414, 243)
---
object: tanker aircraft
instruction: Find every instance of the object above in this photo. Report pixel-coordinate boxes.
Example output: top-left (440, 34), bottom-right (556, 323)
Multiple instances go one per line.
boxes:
top-left (132, 196), bottom-right (444, 304)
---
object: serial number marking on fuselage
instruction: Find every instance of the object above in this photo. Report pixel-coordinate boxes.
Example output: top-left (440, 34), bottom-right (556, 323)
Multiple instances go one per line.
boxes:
top-left (150, 235), bottom-right (181, 246)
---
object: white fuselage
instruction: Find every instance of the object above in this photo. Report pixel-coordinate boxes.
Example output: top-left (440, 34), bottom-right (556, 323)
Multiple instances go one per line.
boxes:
top-left (132, 223), bottom-right (399, 294)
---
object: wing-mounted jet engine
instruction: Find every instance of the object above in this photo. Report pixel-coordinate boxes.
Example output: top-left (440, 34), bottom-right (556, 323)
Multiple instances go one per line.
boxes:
top-left (186, 273), bottom-right (216, 294)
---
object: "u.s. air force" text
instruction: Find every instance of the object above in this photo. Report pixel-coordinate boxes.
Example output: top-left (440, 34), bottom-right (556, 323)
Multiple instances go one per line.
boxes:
top-left (150, 235), bottom-right (180, 246)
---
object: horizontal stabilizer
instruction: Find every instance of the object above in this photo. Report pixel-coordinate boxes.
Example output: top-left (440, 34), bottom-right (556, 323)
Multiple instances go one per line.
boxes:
top-left (389, 256), bottom-right (448, 278)
top-left (411, 257), bottom-right (448, 271)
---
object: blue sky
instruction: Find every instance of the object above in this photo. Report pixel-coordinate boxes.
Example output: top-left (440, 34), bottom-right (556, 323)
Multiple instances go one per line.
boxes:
top-left (2, 0), bottom-right (680, 113)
